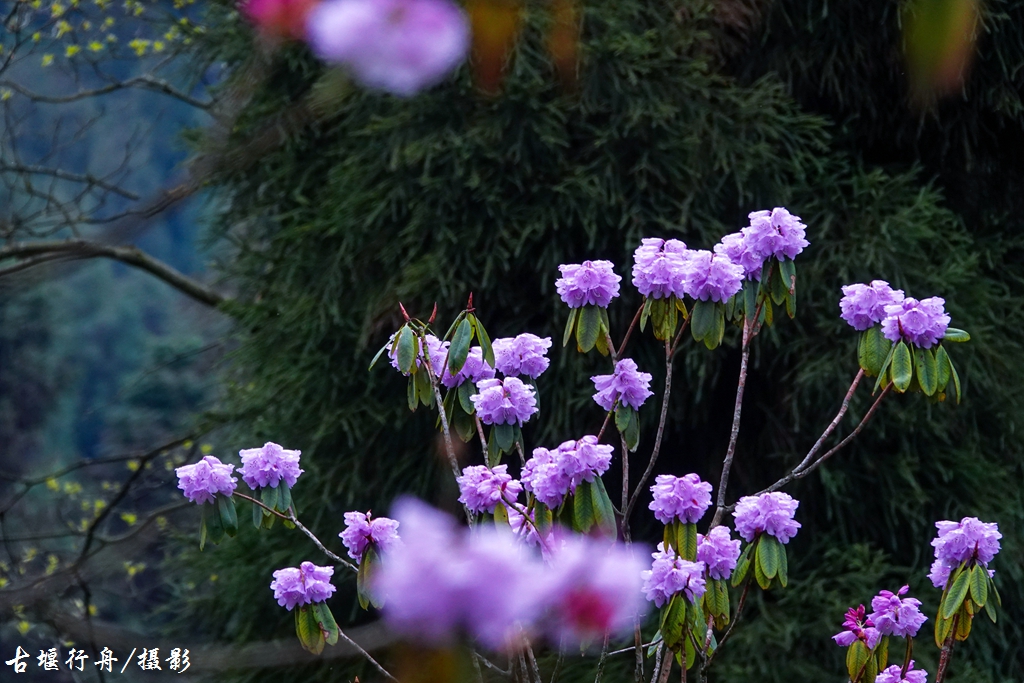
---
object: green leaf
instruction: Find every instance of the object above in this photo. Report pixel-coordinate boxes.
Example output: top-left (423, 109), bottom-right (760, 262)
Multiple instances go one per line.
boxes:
top-left (950, 356), bottom-right (962, 403)
top-left (487, 429), bottom-right (501, 467)
top-left (915, 347), bottom-right (939, 396)
top-left (573, 480), bottom-right (597, 533)
top-left (683, 633), bottom-right (696, 670)
top-left (494, 423), bottom-right (514, 452)
top-left (357, 546), bottom-right (378, 610)
top-left (743, 279), bottom-right (759, 321)
top-left (640, 297), bottom-right (653, 332)
top-left (217, 494), bottom-right (237, 538)
top-left (731, 543), bottom-right (754, 587)
top-left (943, 566), bottom-right (971, 619)
top-left (396, 326), bottom-right (416, 375)
top-left (658, 300), bottom-right (678, 342)
top-left (702, 304), bottom-right (725, 350)
top-left (252, 498), bottom-right (264, 528)
top-left (778, 258), bottom-right (796, 295)
top-left (756, 535), bottom-right (779, 579)
top-left (261, 484), bottom-right (279, 512)
top-left (876, 635), bottom-right (889, 670)
top-left (470, 314), bottom-right (495, 368)
top-left (458, 381), bottom-right (476, 414)
top-left (690, 299), bottom-right (716, 342)
top-left (660, 595), bottom-right (687, 650)
top-left (753, 545), bottom-right (771, 589)
top-left (277, 483), bottom-right (292, 513)
top-left (678, 523), bottom-right (698, 562)
top-left (199, 509), bottom-right (207, 551)
top-left (934, 613), bottom-right (954, 648)
top-left (590, 476), bottom-right (617, 536)
top-left (406, 376), bottom-right (417, 411)
top-left (562, 308), bottom-right (579, 347)
top-left (777, 543), bottom-right (789, 587)
top-left (312, 602), bottom-right (340, 646)
top-left (858, 327), bottom-right (891, 377)
top-left (493, 502), bottom-right (509, 525)
top-left (763, 296), bottom-right (774, 327)
top-left (415, 365), bottom-right (434, 407)
top-left (367, 341), bottom-right (390, 371)
top-left (846, 641), bottom-right (870, 682)
top-left (785, 287), bottom-right (796, 319)
top-left (970, 564), bottom-right (989, 607)
top-left (448, 319), bottom-right (473, 374)
top-left (576, 306), bottom-right (601, 353)
top-left (944, 328), bottom-right (970, 342)
top-left (534, 501), bottom-right (553, 535)
top-left (770, 263), bottom-right (788, 305)
top-left (955, 603), bottom-right (973, 641)
top-left (935, 345), bottom-right (952, 391)
top-left (873, 341), bottom-right (898, 393)
top-left (205, 502), bottom-right (224, 544)
top-left (616, 405), bottom-right (639, 451)
top-left (891, 341), bottom-right (913, 392)
top-left (984, 597), bottom-right (997, 624)
top-left (295, 605), bottom-right (326, 655)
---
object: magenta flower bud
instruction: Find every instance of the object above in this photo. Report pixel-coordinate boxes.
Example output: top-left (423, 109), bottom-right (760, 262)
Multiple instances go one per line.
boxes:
top-left (457, 465), bottom-right (523, 514)
top-left (881, 297), bottom-right (951, 348)
top-left (713, 232), bottom-right (765, 281)
top-left (175, 455), bottom-right (237, 504)
top-left (270, 561), bottom-right (337, 610)
top-left (649, 474), bottom-right (713, 525)
top-left (732, 492), bottom-right (801, 543)
top-left (839, 280), bottom-right (905, 331)
top-left (238, 442), bottom-right (303, 490)
top-left (831, 604), bottom-right (881, 649)
top-left (340, 511), bottom-right (401, 563)
top-left (555, 260), bottom-right (621, 308)
top-left (697, 526), bottom-right (742, 580)
top-left (631, 238), bottom-right (690, 299)
top-left (492, 334), bottom-right (552, 379)
top-left (876, 661), bottom-right (928, 683)
top-left (470, 377), bottom-right (538, 426)
top-left (869, 586), bottom-right (927, 638)
top-left (641, 543), bottom-right (706, 607)
top-left (306, 0), bottom-right (469, 97)
top-left (742, 207), bottom-right (809, 261)
top-left (680, 250), bottom-right (744, 303)
top-left (591, 358), bottom-right (654, 411)
top-left (441, 346), bottom-right (495, 388)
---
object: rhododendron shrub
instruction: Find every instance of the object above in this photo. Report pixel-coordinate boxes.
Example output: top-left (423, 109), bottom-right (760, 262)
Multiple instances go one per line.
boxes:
top-left (174, 214), bottom-right (992, 683)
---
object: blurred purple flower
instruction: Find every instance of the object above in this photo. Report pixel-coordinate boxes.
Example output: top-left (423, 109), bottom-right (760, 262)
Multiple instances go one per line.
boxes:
top-left (876, 661), bottom-right (928, 683)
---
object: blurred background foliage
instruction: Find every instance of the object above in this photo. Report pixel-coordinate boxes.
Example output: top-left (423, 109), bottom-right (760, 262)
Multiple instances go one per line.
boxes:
top-left (3, 0), bottom-right (1024, 681)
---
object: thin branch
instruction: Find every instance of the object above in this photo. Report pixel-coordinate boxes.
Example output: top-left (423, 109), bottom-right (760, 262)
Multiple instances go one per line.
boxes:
top-left (337, 628), bottom-right (399, 682)
top-left (0, 76), bottom-right (212, 110)
top-left (709, 318), bottom-right (752, 529)
top-left (624, 340), bottom-right (674, 521)
top-left (0, 163), bottom-right (138, 199)
top-left (787, 369), bottom-right (865, 475)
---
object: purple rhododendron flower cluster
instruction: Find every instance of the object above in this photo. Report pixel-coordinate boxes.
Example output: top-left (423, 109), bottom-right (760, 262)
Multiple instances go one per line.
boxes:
top-left (456, 465), bottom-right (523, 514)
top-left (876, 661), bottom-right (928, 683)
top-left (831, 604), bottom-right (881, 649)
top-left (927, 517), bottom-right (1001, 588)
top-left (492, 334), bottom-right (552, 379)
top-left (521, 437), bottom-right (613, 508)
top-left (743, 207), bottom-right (809, 261)
top-left (869, 585), bottom-right (928, 638)
top-left (714, 232), bottom-right (764, 281)
top-left (470, 377), bottom-right (538, 425)
top-left (648, 473), bottom-right (713, 524)
top-left (732, 491), bottom-right (801, 543)
top-left (839, 280), bottom-right (905, 331)
top-left (591, 358), bottom-right (654, 411)
top-left (441, 346), bottom-right (495, 388)
top-left (175, 455), bottom-right (237, 504)
top-left (340, 511), bottom-right (402, 563)
top-left (375, 499), bottom-right (645, 649)
top-left (881, 297), bottom-right (951, 349)
top-left (697, 526), bottom-right (742, 580)
top-left (641, 543), bottom-right (707, 606)
top-left (270, 561), bottom-right (337, 610)
top-left (555, 260), bottom-right (622, 308)
top-left (679, 250), bottom-right (744, 303)
top-left (239, 442), bottom-right (303, 490)
top-left (631, 238), bottom-right (690, 299)
top-left (306, 0), bottom-right (469, 97)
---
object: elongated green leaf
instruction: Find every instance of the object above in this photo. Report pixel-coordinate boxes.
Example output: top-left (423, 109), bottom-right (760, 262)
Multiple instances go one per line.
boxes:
top-left (367, 341), bottom-right (391, 371)
top-left (591, 476), bottom-right (617, 536)
top-left (494, 423), bottom-right (514, 452)
top-left (261, 484), bottom-right (279, 512)
top-left (703, 304), bottom-right (725, 350)
top-left (684, 633), bottom-right (696, 670)
top-left (406, 376), bottom-right (417, 411)
top-left (616, 405), bottom-right (639, 451)
top-left (970, 564), bottom-right (989, 607)
top-left (753, 547), bottom-right (771, 589)
top-left (777, 543), bottom-right (789, 587)
top-left (935, 344), bottom-right (952, 392)
top-left (660, 595), bottom-right (687, 650)
top-left (357, 546), bottom-right (378, 610)
top-left (950, 356), bottom-right (962, 403)
top-left (277, 482), bottom-right (292, 513)
top-left (891, 342), bottom-right (913, 392)
top-left (415, 364), bottom-right (434, 407)
top-left (690, 299), bottom-right (716, 342)
top-left (576, 306), bottom-right (601, 353)
top-left (252, 499), bottom-right (264, 528)
top-left (487, 429), bottom-right (501, 467)
top-left (859, 327), bottom-right (892, 377)
top-left (731, 543), bottom-right (754, 587)
top-left (458, 381), bottom-right (476, 414)
top-left (563, 308), bottom-right (579, 347)
top-left (954, 603), bottom-right (973, 641)
top-left (199, 509), bottom-right (207, 550)
top-left (785, 288), bottom-right (796, 319)
top-left (396, 326), bottom-right (416, 375)
top-left (757, 535), bottom-right (779, 579)
top-left (680, 523), bottom-right (698, 562)
top-left (873, 342), bottom-right (898, 393)
top-left (846, 641), bottom-right (870, 682)
top-left (573, 480), bottom-right (596, 533)
top-left (934, 613), bottom-right (954, 648)
top-left (534, 501), bottom-right (552, 534)
top-left (876, 635), bottom-right (889, 670)
top-left (295, 605), bottom-right (326, 655)
top-left (313, 602), bottom-right (340, 645)
top-left (778, 258), bottom-right (796, 294)
top-left (944, 328), bottom-right (970, 342)
top-left (743, 279), bottom-right (759, 321)
top-left (984, 597), bottom-right (997, 624)
top-left (640, 297), bottom-right (653, 332)
top-left (470, 314), bottom-right (495, 368)
top-left (448, 319), bottom-right (473, 374)
top-left (770, 264), bottom-right (788, 305)
top-left (493, 503), bottom-right (509, 525)
top-left (942, 567), bottom-right (971, 619)
top-left (217, 494), bottom-right (237, 537)
top-left (916, 347), bottom-right (939, 395)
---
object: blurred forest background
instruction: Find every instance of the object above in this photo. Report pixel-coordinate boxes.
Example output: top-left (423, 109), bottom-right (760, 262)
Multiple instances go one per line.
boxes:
top-left (1, 0), bottom-right (1023, 681)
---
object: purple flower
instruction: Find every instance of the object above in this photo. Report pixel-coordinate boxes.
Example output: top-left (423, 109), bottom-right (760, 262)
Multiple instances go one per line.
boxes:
top-left (470, 377), bottom-right (538, 426)
top-left (238, 442), bottom-right (303, 490)
top-left (742, 207), bottom-right (809, 261)
top-left (389, 332), bottom-right (447, 376)
top-left (175, 456), bottom-right (237, 505)
top-left (555, 260), bottom-right (621, 308)
top-left (927, 559), bottom-right (954, 589)
top-left (832, 605), bottom-right (881, 649)
top-left (697, 526), bottom-right (742, 581)
top-left (680, 250), bottom-right (744, 303)
top-left (507, 506), bottom-right (541, 547)
top-left (457, 465), bottom-right (524, 514)
top-left (270, 561), bottom-right (337, 610)
top-left (305, 0), bottom-right (469, 97)
top-left (881, 297), bottom-right (951, 349)
top-left (441, 346), bottom-right (496, 388)
top-left (521, 444), bottom-right (575, 509)
top-left (649, 474), bottom-right (713, 525)
top-left (930, 517), bottom-right (1001, 574)
top-left (591, 358), bottom-right (654, 411)
top-left (492, 334), bottom-right (552, 379)
top-left (714, 232), bottom-right (765, 281)
top-left (631, 238), bottom-right (690, 299)
top-left (641, 543), bottom-right (707, 607)
top-left (542, 535), bottom-right (647, 644)
top-left (563, 436), bottom-right (613, 486)
top-left (732, 492), bottom-right (801, 544)
top-left (876, 661), bottom-right (928, 683)
top-left (869, 586), bottom-right (927, 638)
top-left (839, 281), bottom-right (905, 331)
top-left (340, 511), bottom-right (402, 563)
